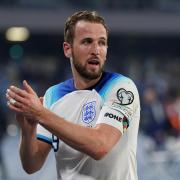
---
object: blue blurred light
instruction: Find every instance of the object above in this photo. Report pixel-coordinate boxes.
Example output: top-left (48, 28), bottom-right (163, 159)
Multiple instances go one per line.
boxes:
top-left (9, 44), bottom-right (24, 60)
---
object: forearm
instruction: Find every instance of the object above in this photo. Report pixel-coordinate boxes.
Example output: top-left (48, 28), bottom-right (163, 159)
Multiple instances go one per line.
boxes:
top-left (38, 108), bottom-right (117, 160)
top-left (19, 128), bottom-right (45, 173)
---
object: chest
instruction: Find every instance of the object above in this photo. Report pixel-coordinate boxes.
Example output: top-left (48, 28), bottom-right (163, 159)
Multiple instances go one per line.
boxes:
top-left (50, 90), bottom-right (102, 128)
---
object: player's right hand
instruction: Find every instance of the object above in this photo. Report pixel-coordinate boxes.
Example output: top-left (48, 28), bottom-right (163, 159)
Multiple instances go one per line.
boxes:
top-left (15, 113), bottom-right (37, 135)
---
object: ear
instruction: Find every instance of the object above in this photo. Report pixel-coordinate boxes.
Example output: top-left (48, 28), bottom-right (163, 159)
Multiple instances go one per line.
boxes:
top-left (63, 42), bottom-right (72, 58)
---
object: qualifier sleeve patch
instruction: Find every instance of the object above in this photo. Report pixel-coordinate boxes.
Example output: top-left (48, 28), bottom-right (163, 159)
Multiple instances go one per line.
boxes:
top-left (117, 88), bottom-right (134, 105)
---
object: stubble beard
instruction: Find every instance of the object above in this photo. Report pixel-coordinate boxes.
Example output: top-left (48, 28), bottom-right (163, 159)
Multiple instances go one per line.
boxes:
top-left (72, 54), bottom-right (105, 80)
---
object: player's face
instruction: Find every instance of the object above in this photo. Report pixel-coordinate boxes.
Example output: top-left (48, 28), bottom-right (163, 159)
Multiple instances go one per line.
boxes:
top-left (70, 21), bottom-right (108, 80)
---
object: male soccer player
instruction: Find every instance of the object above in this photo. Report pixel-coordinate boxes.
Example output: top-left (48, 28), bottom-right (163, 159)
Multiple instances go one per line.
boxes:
top-left (6, 11), bottom-right (140, 180)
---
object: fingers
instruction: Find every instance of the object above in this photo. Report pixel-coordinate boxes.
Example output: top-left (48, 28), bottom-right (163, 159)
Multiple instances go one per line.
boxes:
top-left (6, 81), bottom-right (39, 116)
top-left (6, 88), bottom-right (27, 105)
top-left (6, 92), bottom-right (23, 110)
top-left (23, 80), bottom-right (36, 95)
top-left (6, 97), bottom-right (23, 109)
top-left (9, 85), bottom-right (29, 98)
top-left (6, 83), bottom-right (30, 111)
top-left (7, 101), bottom-right (23, 113)
top-left (9, 98), bottom-right (16, 105)
top-left (7, 81), bottom-right (36, 101)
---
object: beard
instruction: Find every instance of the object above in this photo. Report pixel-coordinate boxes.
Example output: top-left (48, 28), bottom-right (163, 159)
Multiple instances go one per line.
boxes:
top-left (72, 52), bottom-right (105, 80)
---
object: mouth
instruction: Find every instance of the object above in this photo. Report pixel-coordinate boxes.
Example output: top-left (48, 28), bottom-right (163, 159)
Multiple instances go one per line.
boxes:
top-left (87, 59), bottom-right (100, 66)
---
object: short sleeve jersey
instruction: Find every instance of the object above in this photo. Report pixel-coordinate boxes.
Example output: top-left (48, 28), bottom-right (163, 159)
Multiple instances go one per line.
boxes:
top-left (37, 72), bottom-right (140, 180)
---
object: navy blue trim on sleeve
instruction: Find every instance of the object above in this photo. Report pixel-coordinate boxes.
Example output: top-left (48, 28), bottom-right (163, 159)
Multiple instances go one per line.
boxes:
top-left (37, 135), bottom-right (52, 146)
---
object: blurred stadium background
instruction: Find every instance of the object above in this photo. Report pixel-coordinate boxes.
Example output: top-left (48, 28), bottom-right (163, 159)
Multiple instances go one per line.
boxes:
top-left (0, 0), bottom-right (180, 180)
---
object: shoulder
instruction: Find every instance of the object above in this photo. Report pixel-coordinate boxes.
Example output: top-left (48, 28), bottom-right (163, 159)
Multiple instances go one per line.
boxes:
top-left (98, 72), bottom-right (137, 97)
top-left (100, 72), bottom-right (140, 121)
top-left (44, 78), bottom-right (75, 108)
top-left (47, 78), bottom-right (75, 94)
top-left (106, 71), bottom-right (135, 85)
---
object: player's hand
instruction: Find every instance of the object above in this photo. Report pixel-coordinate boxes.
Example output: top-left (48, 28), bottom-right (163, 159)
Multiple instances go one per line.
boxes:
top-left (15, 113), bottom-right (37, 135)
top-left (15, 97), bottom-right (44, 135)
top-left (6, 80), bottom-right (44, 123)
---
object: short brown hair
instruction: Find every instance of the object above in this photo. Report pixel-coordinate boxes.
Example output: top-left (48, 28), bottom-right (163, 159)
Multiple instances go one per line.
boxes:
top-left (64, 11), bottom-right (109, 44)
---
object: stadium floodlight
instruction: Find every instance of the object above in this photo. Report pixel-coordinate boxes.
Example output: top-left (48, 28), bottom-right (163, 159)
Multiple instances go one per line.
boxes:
top-left (5, 27), bottom-right (30, 42)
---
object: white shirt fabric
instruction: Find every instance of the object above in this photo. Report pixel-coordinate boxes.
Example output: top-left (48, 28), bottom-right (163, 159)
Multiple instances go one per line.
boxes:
top-left (37, 72), bottom-right (140, 180)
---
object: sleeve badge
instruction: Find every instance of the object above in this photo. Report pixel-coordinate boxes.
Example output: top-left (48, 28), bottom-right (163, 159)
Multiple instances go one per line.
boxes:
top-left (117, 88), bottom-right (134, 105)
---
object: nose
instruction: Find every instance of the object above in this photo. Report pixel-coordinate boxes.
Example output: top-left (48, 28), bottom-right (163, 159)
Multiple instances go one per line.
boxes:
top-left (91, 42), bottom-right (100, 55)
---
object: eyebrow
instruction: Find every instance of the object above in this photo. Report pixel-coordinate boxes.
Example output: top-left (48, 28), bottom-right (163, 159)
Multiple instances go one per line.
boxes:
top-left (82, 37), bottom-right (107, 40)
top-left (99, 37), bottom-right (107, 41)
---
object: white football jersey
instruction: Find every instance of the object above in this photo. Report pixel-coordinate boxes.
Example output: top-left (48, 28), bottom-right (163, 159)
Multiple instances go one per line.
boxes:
top-left (37, 72), bottom-right (140, 180)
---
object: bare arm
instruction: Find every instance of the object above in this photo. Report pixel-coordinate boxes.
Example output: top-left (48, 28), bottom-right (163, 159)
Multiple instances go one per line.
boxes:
top-left (7, 108), bottom-right (51, 173)
top-left (6, 81), bottom-right (121, 160)
top-left (18, 116), bottom-right (51, 173)
top-left (38, 109), bottom-right (121, 160)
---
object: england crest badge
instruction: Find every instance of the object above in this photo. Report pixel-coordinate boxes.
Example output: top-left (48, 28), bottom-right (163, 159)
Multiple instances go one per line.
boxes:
top-left (82, 101), bottom-right (96, 124)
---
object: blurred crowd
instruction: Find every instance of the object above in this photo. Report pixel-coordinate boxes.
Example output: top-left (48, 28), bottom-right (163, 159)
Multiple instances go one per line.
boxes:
top-left (139, 60), bottom-right (180, 150)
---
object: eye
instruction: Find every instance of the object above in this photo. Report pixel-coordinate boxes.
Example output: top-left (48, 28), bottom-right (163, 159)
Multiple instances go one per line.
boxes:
top-left (98, 38), bottom-right (107, 46)
top-left (82, 38), bottom-right (93, 45)
top-left (99, 39), bottom-right (107, 46)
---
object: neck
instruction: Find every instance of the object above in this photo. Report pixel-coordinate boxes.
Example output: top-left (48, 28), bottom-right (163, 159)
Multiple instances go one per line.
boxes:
top-left (73, 73), bottom-right (102, 90)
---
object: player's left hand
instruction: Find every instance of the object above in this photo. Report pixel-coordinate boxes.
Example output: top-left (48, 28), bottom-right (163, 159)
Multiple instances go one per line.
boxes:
top-left (6, 80), bottom-right (44, 122)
